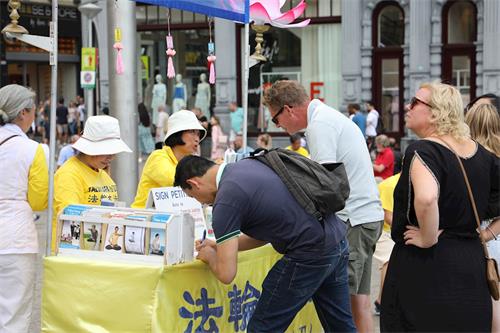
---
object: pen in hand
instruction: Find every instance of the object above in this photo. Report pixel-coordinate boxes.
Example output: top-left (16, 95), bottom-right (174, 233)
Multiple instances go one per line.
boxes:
top-left (202, 229), bottom-right (207, 243)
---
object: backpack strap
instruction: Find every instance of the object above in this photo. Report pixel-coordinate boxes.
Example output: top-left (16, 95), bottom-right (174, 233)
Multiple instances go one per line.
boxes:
top-left (264, 150), bottom-right (324, 222)
top-left (0, 134), bottom-right (20, 146)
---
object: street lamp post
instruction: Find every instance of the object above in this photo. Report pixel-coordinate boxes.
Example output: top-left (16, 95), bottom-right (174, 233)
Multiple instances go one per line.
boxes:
top-left (78, 2), bottom-right (101, 118)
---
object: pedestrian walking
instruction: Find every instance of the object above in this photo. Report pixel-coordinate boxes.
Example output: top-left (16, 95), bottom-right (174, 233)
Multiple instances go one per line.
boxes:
top-left (175, 156), bottom-right (356, 333)
top-left (209, 115), bottom-right (227, 161)
top-left (380, 82), bottom-right (498, 332)
top-left (228, 101), bottom-right (244, 146)
top-left (264, 80), bottom-right (383, 333)
top-left (0, 84), bottom-right (49, 332)
top-left (365, 101), bottom-right (380, 150)
top-left (155, 104), bottom-right (169, 150)
top-left (56, 98), bottom-right (69, 144)
top-left (137, 103), bottom-right (155, 161)
top-left (372, 134), bottom-right (394, 181)
top-left (349, 103), bottom-right (367, 136)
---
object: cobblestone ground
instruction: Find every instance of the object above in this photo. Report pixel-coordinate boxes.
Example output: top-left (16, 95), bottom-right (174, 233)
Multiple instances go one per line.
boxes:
top-left (31, 211), bottom-right (381, 333)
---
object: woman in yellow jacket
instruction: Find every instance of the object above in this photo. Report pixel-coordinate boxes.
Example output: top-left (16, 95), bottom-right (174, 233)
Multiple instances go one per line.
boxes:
top-left (53, 116), bottom-right (131, 251)
top-left (132, 110), bottom-right (206, 208)
top-left (0, 84), bottom-right (49, 331)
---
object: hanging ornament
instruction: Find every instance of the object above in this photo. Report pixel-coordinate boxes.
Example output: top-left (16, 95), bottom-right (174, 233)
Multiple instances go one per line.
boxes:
top-left (113, 28), bottom-right (124, 75)
top-left (113, 1), bottom-right (124, 75)
top-left (166, 9), bottom-right (176, 79)
top-left (207, 18), bottom-right (216, 84)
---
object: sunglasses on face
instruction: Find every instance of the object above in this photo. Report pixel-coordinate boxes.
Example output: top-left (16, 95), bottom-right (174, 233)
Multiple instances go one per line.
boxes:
top-left (271, 106), bottom-right (285, 125)
top-left (409, 96), bottom-right (432, 109)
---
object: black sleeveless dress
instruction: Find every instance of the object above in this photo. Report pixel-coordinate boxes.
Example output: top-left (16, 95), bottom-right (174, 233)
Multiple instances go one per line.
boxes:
top-left (380, 140), bottom-right (500, 332)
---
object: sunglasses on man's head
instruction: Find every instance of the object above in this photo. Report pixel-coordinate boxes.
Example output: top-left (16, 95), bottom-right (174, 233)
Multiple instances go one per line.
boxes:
top-left (409, 96), bottom-right (432, 109)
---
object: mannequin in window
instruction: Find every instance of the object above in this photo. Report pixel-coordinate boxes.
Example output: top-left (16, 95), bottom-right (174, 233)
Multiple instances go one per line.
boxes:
top-left (151, 74), bottom-right (167, 126)
top-left (172, 74), bottom-right (187, 113)
top-left (195, 73), bottom-right (211, 119)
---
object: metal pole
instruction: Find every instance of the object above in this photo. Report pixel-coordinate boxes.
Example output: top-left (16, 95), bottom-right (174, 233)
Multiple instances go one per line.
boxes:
top-left (87, 18), bottom-right (94, 117)
top-left (107, 0), bottom-right (138, 205)
top-left (242, 23), bottom-right (249, 151)
top-left (46, 0), bottom-right (58, 256)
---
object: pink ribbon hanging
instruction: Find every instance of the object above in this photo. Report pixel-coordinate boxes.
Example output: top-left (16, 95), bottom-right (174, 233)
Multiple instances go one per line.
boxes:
top-left (113, 42), bottom-right (124, 75)
top-left (166, 36), bottom-right (176, 79)
top-left (207, 55), bottom-right (216, 84)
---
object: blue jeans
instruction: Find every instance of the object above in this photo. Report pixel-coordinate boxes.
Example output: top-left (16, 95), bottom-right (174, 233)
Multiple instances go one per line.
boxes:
top-left (248, 238), bottom-right (355, 333)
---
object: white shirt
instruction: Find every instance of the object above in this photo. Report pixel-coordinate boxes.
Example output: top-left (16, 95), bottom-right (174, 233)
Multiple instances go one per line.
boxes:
top-left (0, 124), bottom-right (49, 253)
top-left (365, 109), bottom-right (379, 137)
top-left (305, 99), bottom-right (383, 226)
top-left (155, 111), bottom-right (169, 143)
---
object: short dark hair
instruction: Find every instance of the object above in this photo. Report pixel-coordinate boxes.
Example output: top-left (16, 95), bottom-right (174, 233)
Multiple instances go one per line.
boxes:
top-left (58, 97), bottom-right (64, 104)
top-left (174, 155), bottom-right (215, 189)
top-left (290, 133), bottom-right (302, 143)
top-left (348, 103), bottom-right (360, 111)
top-left (164, 131), bottom-right (185, 147)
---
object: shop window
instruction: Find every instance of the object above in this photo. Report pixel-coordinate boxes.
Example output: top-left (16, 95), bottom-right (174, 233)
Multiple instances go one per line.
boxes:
top-left (372, 2), bottom-right (404, 137)
top-left (442, 0), bottom-right (476, 105)
top-left (244, 24), bottom-right (342, 134)
top-left (139, 29), bottom-right (214, 112)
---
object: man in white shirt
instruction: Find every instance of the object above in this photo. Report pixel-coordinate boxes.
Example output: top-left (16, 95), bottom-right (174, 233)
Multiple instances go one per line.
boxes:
top-left (264, 81), bottom-right (383, 333)
top-left (365, 101), bottom-right (379, 150)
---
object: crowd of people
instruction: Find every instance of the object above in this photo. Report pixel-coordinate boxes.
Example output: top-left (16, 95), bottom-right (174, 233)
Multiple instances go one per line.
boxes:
top-left (0, 81), bottom-right (498, 332)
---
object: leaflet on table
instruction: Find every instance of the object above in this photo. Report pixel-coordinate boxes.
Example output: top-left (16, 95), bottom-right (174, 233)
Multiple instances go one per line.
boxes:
top-left (57, 204), bottom-right (172, 262)
top-left (61, 204), bottom-right (170, 222)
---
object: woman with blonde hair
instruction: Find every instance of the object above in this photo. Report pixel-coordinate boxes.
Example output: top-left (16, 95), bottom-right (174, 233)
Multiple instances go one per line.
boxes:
top-left (256, 133), bottom-right (273, 150)
top-left (465, 103), bottom-right (500, 156)
top-left (465, 101), bottom-right (500, 332)
top-left (380, 82), bottom-right (499, 332)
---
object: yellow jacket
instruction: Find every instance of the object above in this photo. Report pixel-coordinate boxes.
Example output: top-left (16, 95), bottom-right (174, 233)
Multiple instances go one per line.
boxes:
top-left (285, 145), bottom-right (310, 158)
top-left (131, 146), bottom-right (178, 208)
top-left (52, 156), bottom-right (118, 251)
top-left (377, 173), bottom-right (400, 233)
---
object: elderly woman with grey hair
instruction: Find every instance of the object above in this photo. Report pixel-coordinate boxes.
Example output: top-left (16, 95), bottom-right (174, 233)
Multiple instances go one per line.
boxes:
top-left (0, 84), bottom-right (49, 331)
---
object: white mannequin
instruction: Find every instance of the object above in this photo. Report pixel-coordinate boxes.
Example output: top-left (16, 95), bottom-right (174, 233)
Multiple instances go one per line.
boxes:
top-left (151, 74), bottom-right (167, 125)
top-left (172, 74), bottom-right (187, 113)
top-left (194, 73), bottom-right (211, 119)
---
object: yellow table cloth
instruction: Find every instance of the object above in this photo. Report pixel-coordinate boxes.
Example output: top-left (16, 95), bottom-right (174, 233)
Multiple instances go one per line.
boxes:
top-left (42, 246), bottom-right (321, 332)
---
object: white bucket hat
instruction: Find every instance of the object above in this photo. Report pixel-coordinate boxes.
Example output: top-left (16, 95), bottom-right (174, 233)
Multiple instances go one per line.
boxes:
top-left (164, 110), bottom-right (207, 142)
top-left (73, 115), bottom-right (132, 156)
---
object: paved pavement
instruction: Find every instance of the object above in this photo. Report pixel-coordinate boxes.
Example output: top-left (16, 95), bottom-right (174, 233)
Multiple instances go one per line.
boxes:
top-left (31, 212), bottom-right (381, 332)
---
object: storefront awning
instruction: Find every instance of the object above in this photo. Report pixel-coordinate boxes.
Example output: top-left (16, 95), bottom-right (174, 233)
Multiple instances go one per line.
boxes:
top-left (135, 0), bottom-right (250, 23)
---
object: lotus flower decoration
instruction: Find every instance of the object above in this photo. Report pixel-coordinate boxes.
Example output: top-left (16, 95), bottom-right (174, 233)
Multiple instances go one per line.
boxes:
top-left (250, 0), bottom-right (311, 28)
top-left (249, 0), bottom-right (310, 61)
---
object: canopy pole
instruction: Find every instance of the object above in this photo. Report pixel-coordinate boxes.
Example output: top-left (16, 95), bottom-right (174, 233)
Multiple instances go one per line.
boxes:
top-left (242, 23), bottom-right (250, 151)
top-left (46, 0), bottom-right (58, 256)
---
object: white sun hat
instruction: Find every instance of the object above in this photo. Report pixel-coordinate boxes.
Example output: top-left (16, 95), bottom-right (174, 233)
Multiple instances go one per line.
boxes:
top-left (164, 110), bottom-right (207, 142)
top-left (73, 115), bottom-right (132, 156)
